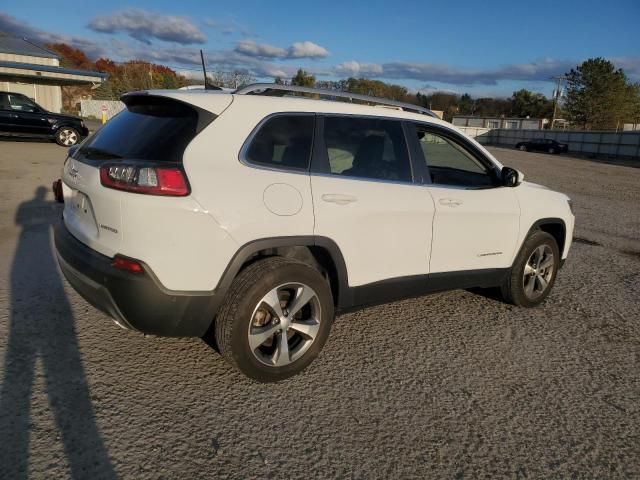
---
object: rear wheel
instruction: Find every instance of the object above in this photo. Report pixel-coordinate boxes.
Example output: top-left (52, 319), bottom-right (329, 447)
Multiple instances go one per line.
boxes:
top-left (55, 127), bottom-right (79, 147)
top-left (500, 230), bottom-right (560, 307)
top-left (548, 147), bottom-right (556, 154)
top-left (215, 257), bottom-right (334, 382)
top-left (519, 145), bottom-right (527, 151)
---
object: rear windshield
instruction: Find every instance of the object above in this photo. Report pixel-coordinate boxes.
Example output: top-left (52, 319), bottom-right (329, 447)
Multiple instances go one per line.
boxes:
top-left (77, 96), bottom-right (210, 163)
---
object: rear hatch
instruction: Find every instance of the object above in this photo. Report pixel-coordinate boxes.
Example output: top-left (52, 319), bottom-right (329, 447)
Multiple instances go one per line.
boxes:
top-left (61, 93), bottom-right (220, 257)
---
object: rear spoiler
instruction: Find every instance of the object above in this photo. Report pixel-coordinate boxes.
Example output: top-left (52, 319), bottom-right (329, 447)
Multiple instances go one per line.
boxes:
top-left (120, 92), bottom-right (217, 134)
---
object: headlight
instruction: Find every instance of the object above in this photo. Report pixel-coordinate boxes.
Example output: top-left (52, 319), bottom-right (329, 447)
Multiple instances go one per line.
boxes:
top-left (567, 199), bottom-right (574, 215)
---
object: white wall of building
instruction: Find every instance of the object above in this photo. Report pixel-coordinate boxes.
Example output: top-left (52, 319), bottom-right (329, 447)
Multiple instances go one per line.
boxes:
top-left (0, 52), bottom-right (59, 67)
top-left (1, 80), bottom-right (62, 112)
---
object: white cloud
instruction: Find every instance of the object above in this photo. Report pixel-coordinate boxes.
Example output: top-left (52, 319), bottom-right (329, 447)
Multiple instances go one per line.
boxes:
top-left (288, 41), bottom-right (329, 59)
top-left (234, 40), bottom-right (287, 59)
top-left (334, 61), bottom-right (383, 76)
top-left (88, 9), bottom-right (206, 45)
top-left (234, 40), bottom-right (329, 60)
top-left (383, 57), bottom-right (634, 85)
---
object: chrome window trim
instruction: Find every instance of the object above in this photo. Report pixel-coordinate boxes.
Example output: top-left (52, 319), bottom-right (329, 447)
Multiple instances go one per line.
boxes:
top-left (309, 171), bottom-right (417, 187)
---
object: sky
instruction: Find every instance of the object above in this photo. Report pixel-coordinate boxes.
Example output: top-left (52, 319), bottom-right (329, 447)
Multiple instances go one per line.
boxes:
top-left (2, 0), bottom-right (639, 97)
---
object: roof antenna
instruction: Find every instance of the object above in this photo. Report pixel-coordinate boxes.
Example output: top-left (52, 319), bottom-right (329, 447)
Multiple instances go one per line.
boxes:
top-left (200, 49), bottom-right (221, 90)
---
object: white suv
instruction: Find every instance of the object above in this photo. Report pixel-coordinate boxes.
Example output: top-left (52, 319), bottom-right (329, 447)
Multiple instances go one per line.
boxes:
top-left (54, 84), bottom-right (575, 381)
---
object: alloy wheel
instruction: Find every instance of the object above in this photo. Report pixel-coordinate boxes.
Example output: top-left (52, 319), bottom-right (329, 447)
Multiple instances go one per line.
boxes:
top-left (59, 129), bottom-right (78, 146)
top-left (522, 245), bottom-right (554, 300)
top-left (248, 283), bottom-right (321, 367)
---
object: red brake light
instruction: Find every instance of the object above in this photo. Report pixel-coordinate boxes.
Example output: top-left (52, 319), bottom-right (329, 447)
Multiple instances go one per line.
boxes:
top-left (100, 164), bottom-right (189, 196)
top-left (111, 255), bottom-right (144, 274)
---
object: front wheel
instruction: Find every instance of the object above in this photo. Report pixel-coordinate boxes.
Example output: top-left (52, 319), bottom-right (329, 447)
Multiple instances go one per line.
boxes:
top-left (548, 147), bottom-right (556, 154)
top-left (215, 257), bottom-right (334, 382)
top-left (500, 230), bottom-right (560, 307)
top-left (519, 145), bottom-right (527, 151)
top-left (55, 127), bottom-right (80, 147)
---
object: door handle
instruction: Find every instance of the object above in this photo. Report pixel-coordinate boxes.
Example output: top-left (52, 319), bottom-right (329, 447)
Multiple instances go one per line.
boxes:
top-left (321, 194), bottom-right (358, 205)
top-left (439, 198), bottom-right (464, 207)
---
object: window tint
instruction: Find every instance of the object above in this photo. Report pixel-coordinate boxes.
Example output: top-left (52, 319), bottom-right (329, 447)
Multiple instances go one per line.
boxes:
top-left (78, 98), bottom-right (204, 163)
top-left (7, 94), bottom-right (38, 112)
top-left (246, 115), bottom-right (314, 170)
top-left (323, 116), bottom-right (411, 182)
top-left (414, 127), bottom-right (494, 188)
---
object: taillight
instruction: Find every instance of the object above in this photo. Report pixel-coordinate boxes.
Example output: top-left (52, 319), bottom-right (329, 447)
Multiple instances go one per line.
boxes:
top-left (111, 255), bottom-right (144, 274)
top-left (100, 164), bottom-right (189, 196)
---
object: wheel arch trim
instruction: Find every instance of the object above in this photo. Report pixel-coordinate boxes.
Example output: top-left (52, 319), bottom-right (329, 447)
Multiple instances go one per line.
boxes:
top-left (214, 235), bottom-right (350, 307)
top-left (516, 217), bottom-right (567, 266)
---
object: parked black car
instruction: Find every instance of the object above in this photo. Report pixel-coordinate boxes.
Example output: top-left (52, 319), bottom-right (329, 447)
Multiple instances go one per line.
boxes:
top-left (0, 91), bottom-right (89, 147)
top-left (515, 138), bottom-right (568, 154)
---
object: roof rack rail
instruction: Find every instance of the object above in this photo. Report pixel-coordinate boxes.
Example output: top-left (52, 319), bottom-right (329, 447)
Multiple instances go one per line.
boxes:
top-left (233, 83), bottom-right (439, 118)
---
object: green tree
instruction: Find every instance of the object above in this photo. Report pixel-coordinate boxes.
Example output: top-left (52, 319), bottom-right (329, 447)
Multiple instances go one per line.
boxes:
top-left (458, 93), bottom-right (475, 115)
top-left (472, 97), bottom-right (511, 117)
top-left (626, 83), bottom-right (640, 126)
top-left (564, 58), bottom-right (632, 129)
top-left (510, 89), bottom-right (553, 118)
top-left (291, 69), bottom-right (316, 87)
top-left (342, 77), bottom-right (412, 102)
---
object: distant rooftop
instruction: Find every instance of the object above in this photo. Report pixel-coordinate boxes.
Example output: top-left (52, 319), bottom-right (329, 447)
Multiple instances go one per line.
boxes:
top-left (0, 35), bottom-right (59, 59)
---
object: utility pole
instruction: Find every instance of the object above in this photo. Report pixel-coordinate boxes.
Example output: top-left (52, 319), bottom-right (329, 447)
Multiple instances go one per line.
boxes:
top-left (550, 75), bottom-right (567, 129)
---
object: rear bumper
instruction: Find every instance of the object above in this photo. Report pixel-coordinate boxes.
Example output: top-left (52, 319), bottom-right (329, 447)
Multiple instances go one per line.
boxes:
top-left (54, 221), bottom-right (221, 337)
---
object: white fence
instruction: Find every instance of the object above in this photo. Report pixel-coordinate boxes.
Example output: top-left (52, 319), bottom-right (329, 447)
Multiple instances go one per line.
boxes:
top-left (459, 127), bottom-right (640, 159)
top-left (80, 100), bottom-right (125, 120)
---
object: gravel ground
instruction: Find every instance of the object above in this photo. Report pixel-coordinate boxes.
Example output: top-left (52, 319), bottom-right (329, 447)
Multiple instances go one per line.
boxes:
top-left (0, 141), bottom-right (638, 479)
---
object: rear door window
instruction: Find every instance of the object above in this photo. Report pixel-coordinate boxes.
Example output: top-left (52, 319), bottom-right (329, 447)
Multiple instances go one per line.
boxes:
top-left (321, 116), bottom-right (412, 182)
top-left (244, 115), bottom-right (314, 171)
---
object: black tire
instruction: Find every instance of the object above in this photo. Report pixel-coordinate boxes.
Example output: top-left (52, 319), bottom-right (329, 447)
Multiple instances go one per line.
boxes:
top-left (500, 230), bottom-right (560, 307)
top-left (519, 145), bottom-right (527, 152)
top-left (214, 257), bottom-right (334, 382)
top-left (548, 147), bottom-right (556, 154)
top-left (54, 126), bottom-right (80, 147)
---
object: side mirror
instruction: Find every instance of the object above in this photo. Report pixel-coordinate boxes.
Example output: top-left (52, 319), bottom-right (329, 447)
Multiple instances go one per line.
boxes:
top-left (501, 167), bottom-right (524, 187)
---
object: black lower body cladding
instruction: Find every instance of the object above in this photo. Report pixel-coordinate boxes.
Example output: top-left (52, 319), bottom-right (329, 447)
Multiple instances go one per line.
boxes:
top-left (54, 222), bottom-right (220, 337)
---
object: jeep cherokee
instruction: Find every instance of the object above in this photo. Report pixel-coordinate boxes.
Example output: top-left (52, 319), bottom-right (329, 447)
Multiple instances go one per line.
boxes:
top-left (54, 84), bottom-right (575, 382)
